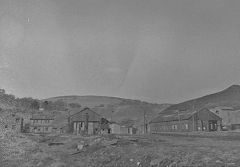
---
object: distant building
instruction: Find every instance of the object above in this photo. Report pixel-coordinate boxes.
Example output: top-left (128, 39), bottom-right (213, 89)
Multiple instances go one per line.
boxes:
top-left (68, 107), bottom-right (109, 135)
top-left (149, 108), bottom-right (222, 133)
top-left (110, 122), bottom-right (137, 135)
top-left (210, 106), bottom-right (240, 131)
top-left (29, 113), bottom-right (54, 133)
top-left (120, 125), bottom-right (137, 135)
top-left (110, 123), bottom-right (121, 134)
top-left (60, 125), bottom-right (68, 134)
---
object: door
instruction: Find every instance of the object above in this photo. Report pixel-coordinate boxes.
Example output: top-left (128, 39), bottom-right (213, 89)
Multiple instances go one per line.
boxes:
top-left (209, 120), bottom-right (217, 131)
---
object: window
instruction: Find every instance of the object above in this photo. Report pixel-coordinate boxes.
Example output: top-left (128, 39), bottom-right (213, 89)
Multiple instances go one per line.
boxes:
top-left (12, 125), bottom-right (16, 130)
top-left (172, 125), bottom-right (178, 130)
top-left (45, 127), bottom-right (48, 131)
top-left (16, 118), bottom-right (20, 123)
top-left (210, 124), bottom-right (213, 129)
top-left (185, 124), bottom-right (188, 130)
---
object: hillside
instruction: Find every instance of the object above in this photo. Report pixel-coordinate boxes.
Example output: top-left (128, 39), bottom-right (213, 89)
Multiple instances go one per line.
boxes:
top-left (161, 85), bottom-right (240, 115)
top-left (44, 96), bottom-right (171, 127)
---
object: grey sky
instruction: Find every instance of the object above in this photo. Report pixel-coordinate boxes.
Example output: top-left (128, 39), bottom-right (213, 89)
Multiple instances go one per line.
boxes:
top-left (0, 0), bottom-right (240, 103)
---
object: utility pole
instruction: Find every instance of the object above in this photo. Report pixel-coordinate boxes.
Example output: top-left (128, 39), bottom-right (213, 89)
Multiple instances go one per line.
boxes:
top-left (177, 110), bottom-right (181, 131)
top-left (143, 109), bottom-right (146, 134)
top-left (67, 109), bottom-right (72, 133)
top-left (192, 100), bottom-right (196, 131)
top-left (111, 111), bottom-right (114, 122)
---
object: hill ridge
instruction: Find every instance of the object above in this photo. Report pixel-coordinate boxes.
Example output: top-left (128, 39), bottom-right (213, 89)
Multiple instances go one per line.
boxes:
top-left (162, 84), bottom-right (240, 114)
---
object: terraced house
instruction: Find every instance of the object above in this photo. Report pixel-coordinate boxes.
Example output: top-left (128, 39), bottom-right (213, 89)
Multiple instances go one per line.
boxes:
top-left (149, 108), bottom-right (222, 133)
top-left (30, 113), bottom-right (54, 133)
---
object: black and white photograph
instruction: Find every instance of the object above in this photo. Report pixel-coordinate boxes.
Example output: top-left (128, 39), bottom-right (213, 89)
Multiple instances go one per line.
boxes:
top-left (1, 0), bottom-right (240, 166)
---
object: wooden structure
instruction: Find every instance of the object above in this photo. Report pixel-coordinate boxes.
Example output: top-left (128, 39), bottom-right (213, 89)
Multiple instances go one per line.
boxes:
top-left (110, 122), bottom-right (137, 135)
top-left (110, 123), bottom-right (121, 134)
top-left (29, 113), bottom-right (54, 133)
top-left (210, 106), bottom-right (240, 131)
top-left (68, 107), bottom-right (109, 135)
top-left (149, 108), bottom-right (222, 133)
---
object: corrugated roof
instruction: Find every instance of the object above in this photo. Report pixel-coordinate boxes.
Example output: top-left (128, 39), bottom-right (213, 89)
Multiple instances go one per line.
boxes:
top-left (150, 108), bottom-right (221, 123)
top-left (150, 112), bottom-right (193, 123)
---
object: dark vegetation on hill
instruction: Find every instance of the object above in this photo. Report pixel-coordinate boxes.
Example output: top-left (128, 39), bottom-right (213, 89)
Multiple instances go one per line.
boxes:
top-left (162, 85), bottom-right (240, 114)
top-left (0, 88), bottom-right (40, 112)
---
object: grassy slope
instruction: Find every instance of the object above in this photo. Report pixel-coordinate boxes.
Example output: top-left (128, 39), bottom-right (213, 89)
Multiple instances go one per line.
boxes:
top-left (162, 85), bottom-right (240, 115)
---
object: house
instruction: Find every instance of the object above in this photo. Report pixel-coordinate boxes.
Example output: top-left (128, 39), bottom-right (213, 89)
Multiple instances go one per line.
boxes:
top-left (29, 113), bottom-right (54, 133)
top-left (68, 107), bottom-right (109, 135)
top-left (210, 106), bottom-right (240, 131)
top-left (60, 125), bottom-right (68, 134)
top-left (109, 122), bottom-right (137, 135)
top-left (149, 108), bottom-right (222, 133)
top-left (110, 123), bottom-right (121, 134)
top-left (120, 125), bottom-right (137, 135)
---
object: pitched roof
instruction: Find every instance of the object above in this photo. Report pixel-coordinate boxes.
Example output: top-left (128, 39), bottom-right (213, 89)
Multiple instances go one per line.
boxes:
top-left (69, 107), bottom-right (102, 122)
top-left (30, 113), bottom-right (54, 120)
top-left (150, 112), bottom-right (193, 123)
top-left (150, 108), bottom-right (221, 123)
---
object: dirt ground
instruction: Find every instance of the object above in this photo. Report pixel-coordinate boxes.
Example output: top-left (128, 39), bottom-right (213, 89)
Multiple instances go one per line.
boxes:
top-left (1, 132), bottom-right (240, 167)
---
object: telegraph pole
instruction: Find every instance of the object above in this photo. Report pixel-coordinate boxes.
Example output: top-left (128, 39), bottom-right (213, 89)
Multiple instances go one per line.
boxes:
top-left (192, 100), bottom-right (196, 131)
top-left (111, 111), bottom-right (114, 122)
top-left (177, 110), bottom-right (181, 131)
top-left (143, 109), bottom-right (146, 134)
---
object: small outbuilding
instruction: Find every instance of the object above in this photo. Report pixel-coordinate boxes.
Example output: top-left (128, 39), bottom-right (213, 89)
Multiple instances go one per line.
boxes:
top-left (110, 122), bottom-right (121, 134)
top-left (110, 122), bottom-right (137, 135)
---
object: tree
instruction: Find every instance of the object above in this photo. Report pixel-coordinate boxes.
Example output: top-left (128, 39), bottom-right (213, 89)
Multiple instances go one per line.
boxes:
top-left (68, 103), bottom-right (81, 108)
top-left (0, 89), bottom-right (5, 94)
top-left (53, 100), bottom-right (67, 110)
top-left (30, 100), bottom-right (40, 110)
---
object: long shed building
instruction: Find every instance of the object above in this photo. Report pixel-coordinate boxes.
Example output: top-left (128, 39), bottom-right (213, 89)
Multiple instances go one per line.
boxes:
top-left (149, 108), bottom-right (222, 133)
